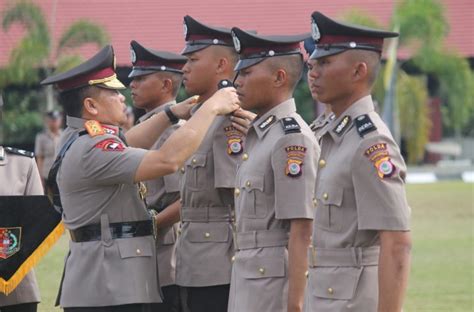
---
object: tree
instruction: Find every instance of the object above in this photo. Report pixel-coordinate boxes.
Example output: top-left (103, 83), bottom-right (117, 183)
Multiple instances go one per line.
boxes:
top-left (0, 0), bottom-right (110, 145)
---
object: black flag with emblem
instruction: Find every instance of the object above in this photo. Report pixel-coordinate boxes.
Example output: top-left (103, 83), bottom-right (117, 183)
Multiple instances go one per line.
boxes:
top-left (0, 196), bottom-right (64, 295)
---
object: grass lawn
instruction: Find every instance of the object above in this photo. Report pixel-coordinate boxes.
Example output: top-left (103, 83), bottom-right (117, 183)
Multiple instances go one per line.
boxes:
top-left (32, 182), bottom-right (473, 311)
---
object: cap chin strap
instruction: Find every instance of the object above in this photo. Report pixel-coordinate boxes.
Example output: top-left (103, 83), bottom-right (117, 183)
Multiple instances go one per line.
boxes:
top-left (242, 49), bottom-right (302, 60)
top-left (316, 43), bottom-right (382, 53)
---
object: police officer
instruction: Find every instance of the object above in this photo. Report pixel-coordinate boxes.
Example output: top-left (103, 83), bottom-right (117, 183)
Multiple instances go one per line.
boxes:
top-left (175, 16), bottom-right (243, 312)
top-left (228, 28), bottom-right (319, 312)
top-left (0, 146), bottom-right (41, 312)
top-left (129, 40), bottom-right (187, 312)
top-left (40, 45), bottom-right (239, 312)
top-left (304, 12), bottom-right (412, 312)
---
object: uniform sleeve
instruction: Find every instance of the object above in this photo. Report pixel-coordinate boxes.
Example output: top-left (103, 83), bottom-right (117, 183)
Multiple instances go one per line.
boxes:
top-left (25, 158), bottom-right (44, 195)
top-left (351, 134), bottom-right (410, 231)
top-left (157, 126), bottom-right (181, 193)
top-left (212, 121), bottom-right (244, 188)
top-left (34, 133), bottom-right (44, 157)
top-left (81, 135), bottom-right (147, 185)
top-left (271, 133), bottom-right (319, 220)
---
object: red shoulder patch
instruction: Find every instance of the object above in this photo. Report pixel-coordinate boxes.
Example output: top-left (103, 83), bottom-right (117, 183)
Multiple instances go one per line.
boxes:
top-left (95, 139), bottom-right (125, 152)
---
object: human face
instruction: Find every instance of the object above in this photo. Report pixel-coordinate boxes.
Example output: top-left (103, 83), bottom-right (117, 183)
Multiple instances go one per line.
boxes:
top-left (94, 88), bottom-right (127, 126)
top-left (182, 48), bottom-right (218, 97)
top-left (233, 61), bottom-right (273, 113)
top-left (46, 117), bottom-right (62, 132)
top-left (130, 73), bottom-right (163, 110)
top-left (307, 53), bottom-right (353, 105)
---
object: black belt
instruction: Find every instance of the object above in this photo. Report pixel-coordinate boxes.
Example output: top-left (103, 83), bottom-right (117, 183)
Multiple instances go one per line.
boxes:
top-left (70, 220), bottom-right (153, 242)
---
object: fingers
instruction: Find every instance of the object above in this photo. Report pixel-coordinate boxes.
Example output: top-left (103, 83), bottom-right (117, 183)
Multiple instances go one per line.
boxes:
top-left (231, 118), bottom-right (250, 135)
top-left (232, 108), bottom-right (256, 121)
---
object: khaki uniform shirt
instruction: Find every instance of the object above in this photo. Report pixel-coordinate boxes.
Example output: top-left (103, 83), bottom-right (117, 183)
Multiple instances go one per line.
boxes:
top-left (304, 96), bottom-right (410, 312)
top-left (228, 99), bottom-right (319, 312)
top-left (137, 101), bottom-right (181, 287)
top-left (56, 117), bottom-right (161, 307)
top-left (35, 129), bottom-right (62, 179)
top-left (0, 146), bottom-right (42, 307)
top-left (176, 109), bottom-right (244, 287)
top-left (309, 112), bottom-right (334, 140)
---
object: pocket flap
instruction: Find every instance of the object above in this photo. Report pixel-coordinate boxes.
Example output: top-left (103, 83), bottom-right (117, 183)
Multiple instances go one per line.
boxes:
top-left (187, 153), bottom-right (207, 168)
top-left (316, 185), bottom-right (344, 206)
top-left (311, 267), bottom-right (363, 300)
top-left (117, 237), bottom-right (153, 258)
top-left (241, 175), bottom-right (264, 192)
top-left (242, 256), bottom-right (285, 279)
top-left (187, 223), bottom-right (230, 243)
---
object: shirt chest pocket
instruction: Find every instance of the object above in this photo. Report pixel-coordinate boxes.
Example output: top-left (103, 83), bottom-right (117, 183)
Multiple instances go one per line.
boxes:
top-left (117, 237), bottom-right (153, 259)
top-left (240, 175), bottom-right (267, 219)
top-left (184, 153), bottom-right (209, 191)
top-left (315, 185), bottom-right (344, 232)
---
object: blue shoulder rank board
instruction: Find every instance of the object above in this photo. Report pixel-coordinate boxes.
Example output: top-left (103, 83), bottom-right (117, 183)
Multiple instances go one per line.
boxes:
top-left (4, 147), bottom-right (34, 158)
top-left (281, 117), bottom-right (301, 134)
top-left (354, 114), bottom-right (377, 137)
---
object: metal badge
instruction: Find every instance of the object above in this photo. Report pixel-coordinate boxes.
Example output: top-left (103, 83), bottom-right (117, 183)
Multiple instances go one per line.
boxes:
top-left (138, 182), bottom-right (147, 200)
top-left (232, 31), bottom-right (241, 53)
top-left (311, 18), bottom-right (321, 41)
top-left (130, 47), bottom-right (136, 63)
top-left (183, 21), bottom-right (188, 38)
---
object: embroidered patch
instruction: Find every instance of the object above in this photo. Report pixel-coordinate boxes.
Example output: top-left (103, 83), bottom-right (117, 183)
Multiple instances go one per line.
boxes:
top-left (285, 145), bottom-right (306, 178)
top-left (374, 156), bottom-right (396, 179)
top-left (354, 114), bottom-right (376, 137)
top-left (95, 139), bottom-right (125, 152)
top-left (281, 117), bottom-right (301, 134)
top-left (224, 126), bottom-right (244, 155)
top-left (0, 227), bottom-right (22, 259)
top-left (85, 120), bottom-right (105, 137)
top-left (258, 115), bottom-right (276, 131)
top-left (102, 125), bottom-right (118, 135)
top-left (364, 143), bottom-right (388, 159)
top-left (333, 116), bottom-right (351, 136)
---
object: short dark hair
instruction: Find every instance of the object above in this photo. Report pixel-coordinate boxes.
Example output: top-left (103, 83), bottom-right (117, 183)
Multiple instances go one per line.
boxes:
top-left (266, 54), bottom-right (304, 92)
top-left (157, 72), bottom-right (184, 98)
top-left (58, 86), bottom-right (100, 118)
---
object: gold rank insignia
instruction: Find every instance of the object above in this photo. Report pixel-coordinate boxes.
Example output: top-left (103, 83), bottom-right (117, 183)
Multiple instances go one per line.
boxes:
top-left (84, 120), bottom-right (105, 137)
top-left (138, 182), bottom-right (147, 200)
top-left (285, 145), bottom-right (307, 178)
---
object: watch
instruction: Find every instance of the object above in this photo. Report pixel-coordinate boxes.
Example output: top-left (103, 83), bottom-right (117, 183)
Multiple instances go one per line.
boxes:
top-left (164, 105), bottom-right (179, 124)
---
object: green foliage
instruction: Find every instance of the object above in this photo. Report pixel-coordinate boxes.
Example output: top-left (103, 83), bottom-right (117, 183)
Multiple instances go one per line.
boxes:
top-left (57, 19), bottom-right (109, 54)
top-left (293, 78), bottom-right (315, 124)
top-left (396, 72), bottom-right (431, 163)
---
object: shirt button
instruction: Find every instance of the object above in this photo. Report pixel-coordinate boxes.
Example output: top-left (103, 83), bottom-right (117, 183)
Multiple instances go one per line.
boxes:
top-left (258, 267), bottom-right (265, 275)
top-left (192, 158), bottom-right (197, 164)
top-left (323, 192), bottom-right (329, 200)
top-left (204, 232), bottom-right (211, 238)
top-left (242, 153), bottom-right (249, 161)
top-left (305, 271), bottom-right (309, 278)
top-left (312, 198), bottom-right (318, 207)
top-left (136, 249), bottom-right (141, 255)
top-left (231, 256), bottom-right (235, 262)
top-left (246, 181), bottom-right (251, 187)
top-left (180, 167), bottom-right (185, 173)
top-left (319, 159), bottom-right (326, 168)
top-left (327, 287), bottom-right (334, 295)
top-left (234, 188), bottom-right (241, 197)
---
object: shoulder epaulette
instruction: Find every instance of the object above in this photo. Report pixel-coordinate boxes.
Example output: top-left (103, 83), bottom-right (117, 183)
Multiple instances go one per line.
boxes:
top-left (5, 147), bottom-right (35, 158)
top-left (84, 120), bottom-right (105, 137)
top-left (354, 114), bottom-right (377, 138)
top-left (281, 117), bottom-right (301, 134)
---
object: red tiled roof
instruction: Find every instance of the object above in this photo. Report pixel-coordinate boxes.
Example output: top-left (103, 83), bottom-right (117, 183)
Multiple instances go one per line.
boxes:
top-left (0, 0), bottom-right (472, 67)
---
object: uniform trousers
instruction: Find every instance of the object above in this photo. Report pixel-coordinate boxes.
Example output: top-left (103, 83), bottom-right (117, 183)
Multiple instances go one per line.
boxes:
top-left (181, 284), bottom-right (229, 312)
top-left (0, 303), bottom-right (37, 312)
top-left (154, 285), bottom-right (181, 312)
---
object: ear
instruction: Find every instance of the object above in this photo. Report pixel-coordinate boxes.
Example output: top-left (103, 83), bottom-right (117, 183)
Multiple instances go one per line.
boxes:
top-left (83, 97), bottom-right (99, 116)
top-left (273, 68), bottom-right (287, 88)
top-left (353, 62), bottom-right (368, 82)
top-left (162, 78), bottom-right (173, 94)
top-left (216, 57), bottom-right (229, 74)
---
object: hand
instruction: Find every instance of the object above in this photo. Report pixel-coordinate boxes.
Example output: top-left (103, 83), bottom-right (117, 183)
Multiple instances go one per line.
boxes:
top-left (172, 95), bottom-right (200, 120)
top-left (230, 108), bottom-right (256, 135)
top-left (203, 87), bottom-right (240, 116)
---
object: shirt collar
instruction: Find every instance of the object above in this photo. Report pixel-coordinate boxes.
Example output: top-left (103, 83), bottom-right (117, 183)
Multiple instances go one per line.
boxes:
top-left (66, 116), bottom-right (120, 136)
top-left (252, 98), bottom-right (297, 139)
top-left (138, 100), bottom-right (177, 123)
top-left (324, 95), bottom-right (375, 143)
